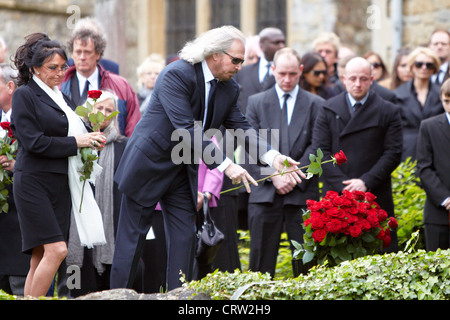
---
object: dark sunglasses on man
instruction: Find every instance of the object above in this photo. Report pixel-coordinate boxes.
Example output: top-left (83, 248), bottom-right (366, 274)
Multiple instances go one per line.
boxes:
top-left (222, 51), bottom-right (245, 65)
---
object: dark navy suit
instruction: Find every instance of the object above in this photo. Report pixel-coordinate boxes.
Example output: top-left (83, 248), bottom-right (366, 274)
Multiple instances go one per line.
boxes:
top-left (111, 59), bottom-right (269, 290)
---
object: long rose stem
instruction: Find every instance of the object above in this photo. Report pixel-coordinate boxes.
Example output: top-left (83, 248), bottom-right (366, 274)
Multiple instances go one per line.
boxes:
top-left (220, 159), bottom-right (335, 195)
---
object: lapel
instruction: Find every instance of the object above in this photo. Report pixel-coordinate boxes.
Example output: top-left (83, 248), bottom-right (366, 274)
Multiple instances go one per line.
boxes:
top-left (438, 113), bottom-right (450, 142)
top-left (339, 92), bottom-right (380, 137)
top-left (289, 88), bottom-right (310, 148)
top-left (28, 79), bottom-right (64, 113)
top-left (194, 63), bottom-right (206, 122)
top-left (207, 80), bottom-right (235, 130)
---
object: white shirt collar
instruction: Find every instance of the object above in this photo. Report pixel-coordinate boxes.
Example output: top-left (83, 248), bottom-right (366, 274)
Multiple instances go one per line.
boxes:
top-left (446, 112), bottom-right (450, 125)
top-left (275, 84), bottom-right (298, 104)
top-left (259, 55), bottom-right (272, 82)
top-left (201, 60), bottom-right (215, 83)
top-left (1, 109), bottom-right (11, 122)
top-left (347, 92), bottom-right (370, 107)
top-left (76, 67), bottom-right (99, 95)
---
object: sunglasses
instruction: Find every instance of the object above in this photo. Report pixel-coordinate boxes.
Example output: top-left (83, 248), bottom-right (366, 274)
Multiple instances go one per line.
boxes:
top-left (222, 51), bottom-right (245, 65)
top-left (414, 61), bottom-right (435, 70)
top-left (313, 70), bottom-right (327, 76)
top-left (371, 62), bottom-right (382, 69)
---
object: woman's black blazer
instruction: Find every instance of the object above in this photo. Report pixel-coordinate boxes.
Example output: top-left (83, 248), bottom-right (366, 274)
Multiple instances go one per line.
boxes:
top-left (11, 79), bottom-right (78, 174)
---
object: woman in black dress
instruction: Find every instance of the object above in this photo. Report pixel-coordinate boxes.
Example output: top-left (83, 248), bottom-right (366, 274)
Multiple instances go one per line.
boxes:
top-left (11, 33), bottom-right (106, 297)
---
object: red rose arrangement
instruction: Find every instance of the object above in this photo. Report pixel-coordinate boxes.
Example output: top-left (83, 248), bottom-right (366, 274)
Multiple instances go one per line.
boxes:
top-left (293, 189), bottom-right (398, 267)
top-left (0, 122), bottom-right (18, 213)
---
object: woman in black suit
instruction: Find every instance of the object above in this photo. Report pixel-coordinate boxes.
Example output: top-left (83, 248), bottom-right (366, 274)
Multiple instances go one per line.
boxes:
top-left (10, 33), bottom-right (106, 297)
top-left (394, 47), bottom-right (444, 161)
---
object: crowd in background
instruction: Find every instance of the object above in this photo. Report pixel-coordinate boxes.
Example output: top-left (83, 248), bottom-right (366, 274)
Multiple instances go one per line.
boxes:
top-left (0, 17), bottom-right (449, 298)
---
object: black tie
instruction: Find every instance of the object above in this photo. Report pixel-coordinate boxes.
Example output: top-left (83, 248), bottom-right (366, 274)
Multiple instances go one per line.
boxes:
top-left (435, 70), bottom-right (442, 84)
top-left (261, 62), bottom-right (272, 89)
top-left (353, 102), bottom-right (362, 113)
top-left (280, 93), bottom-right (290, 155)
top-left (80, 80), bottom-right (90, 105)
top-left (204, 79), bottom-right (217, 129)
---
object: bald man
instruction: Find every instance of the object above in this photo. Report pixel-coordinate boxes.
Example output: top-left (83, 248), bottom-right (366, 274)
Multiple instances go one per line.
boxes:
top-left (312, 57), bottom-right (403, 252)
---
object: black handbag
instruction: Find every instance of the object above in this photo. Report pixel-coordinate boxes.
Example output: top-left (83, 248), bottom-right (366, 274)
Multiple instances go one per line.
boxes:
top-left (195, 194), bottom-right (224, 266)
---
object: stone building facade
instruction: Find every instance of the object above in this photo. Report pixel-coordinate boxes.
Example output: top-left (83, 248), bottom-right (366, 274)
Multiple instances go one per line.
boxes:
top-left (0, 0), bottom-right (448, 91)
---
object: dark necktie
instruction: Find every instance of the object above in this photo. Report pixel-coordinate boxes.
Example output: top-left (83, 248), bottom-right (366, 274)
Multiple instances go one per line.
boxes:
top-left (435, 70), bottom-right (442, 84)
top-left (261, 62), bottom-right (272, 89)
top-left (204, 79), bottom-right (217, 129)
top-left (353, 102), bottom-right (362, 113)
top-left (280, 93), bottom-right (290, 155)
top-left (80, 80), bottom-right (90, 105)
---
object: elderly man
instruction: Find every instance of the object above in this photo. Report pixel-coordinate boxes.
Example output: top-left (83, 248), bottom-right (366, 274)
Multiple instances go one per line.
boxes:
top-left (61, 18), bottom-right (140, 137)
top-left (312, 32), bottom-right (341, 87)
top-left (312, 57), bottom-right (403, 252)
top-left (110, 26), bottom-right (305, 290)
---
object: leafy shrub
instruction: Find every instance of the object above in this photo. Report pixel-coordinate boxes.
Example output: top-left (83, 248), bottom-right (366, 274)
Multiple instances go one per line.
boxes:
top-left (391, 158), bottom-right (425, 250)
top-left (187, 248), bottom-right (450, 300)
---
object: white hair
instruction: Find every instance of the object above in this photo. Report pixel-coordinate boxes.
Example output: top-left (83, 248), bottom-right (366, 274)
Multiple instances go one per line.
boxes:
top-left (179, 25), bottom-right (246, 65)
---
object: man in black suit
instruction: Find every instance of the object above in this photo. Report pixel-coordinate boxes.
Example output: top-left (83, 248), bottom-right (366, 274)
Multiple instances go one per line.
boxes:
top-left (234, 27), bottom-right (286, 114)
top-left (312, 57), bottom-right (403, 252)
top-left (246, 48), bottom-right (323, 277)
top-left (233, 27), bottom-right (285, 229)
top-left (110, 26), bottom-right (305, 291)
top-left (416, 79), bottom-right (450, 251)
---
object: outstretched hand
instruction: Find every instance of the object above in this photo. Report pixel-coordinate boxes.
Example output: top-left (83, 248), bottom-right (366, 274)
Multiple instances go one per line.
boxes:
top-left (224, 162), bottom-right (258, 193)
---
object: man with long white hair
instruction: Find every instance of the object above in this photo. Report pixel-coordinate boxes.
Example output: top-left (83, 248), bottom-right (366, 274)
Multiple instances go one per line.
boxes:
top-left (111, 25), bottom-right (305, 290)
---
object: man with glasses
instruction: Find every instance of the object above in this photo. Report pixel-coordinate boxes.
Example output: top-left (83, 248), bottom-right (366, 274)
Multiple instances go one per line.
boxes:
top-left (110, 26), bottom-right (306, 291)
top-left (312, 57), bottom-right (403, 253)
top-left (61, 17), bottom-right (140, 137)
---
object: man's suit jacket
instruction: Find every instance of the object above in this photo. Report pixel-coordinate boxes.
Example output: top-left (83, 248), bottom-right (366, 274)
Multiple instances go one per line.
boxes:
top-left (246, 87), bottom-right (323, 206)
top-left (114, 59), bottom-right (268, 209)
top-left (416, 113), bottom-right (450, 226)
top-left (312, 90), bottom-right (403, 216)
top-left (394, 80), bottom-right (443, 161)
top-left (234, 58), bottom-right (276, 113)
top-left (11, 79), bottom-right (79, 174)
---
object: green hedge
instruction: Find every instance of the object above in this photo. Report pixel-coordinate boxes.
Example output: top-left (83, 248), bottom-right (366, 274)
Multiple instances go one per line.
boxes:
top-left (187, 248), bottom-right (450, 300)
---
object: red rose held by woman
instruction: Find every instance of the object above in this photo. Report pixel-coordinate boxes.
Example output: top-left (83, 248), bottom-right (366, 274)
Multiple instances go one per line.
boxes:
top-left (88, 90), bottom-right (102, 100)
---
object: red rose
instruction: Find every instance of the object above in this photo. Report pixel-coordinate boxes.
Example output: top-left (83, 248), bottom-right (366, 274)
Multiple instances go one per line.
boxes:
top-left (327, 219), bottom-right (343, 234)
top-left (388, 217), bottom-right (398, 229)
top-left (312, 229), bottom-right (327, 242)
top-left (365, 192), bottom-right (377, 202)
top-left (88, 90), bottom-right (102, 100)
top-left (349, 225), bottom-right (362, 238)
top-left (333, 150), bottom-right (347, 165)
top-left (0, 122), bottom-right (13, 138)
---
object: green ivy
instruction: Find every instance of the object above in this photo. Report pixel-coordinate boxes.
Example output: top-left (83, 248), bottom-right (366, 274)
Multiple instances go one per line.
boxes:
top-left (391, 158), bottom-right (425, 250)
top-left (187, 248), bottom-right (450, 300)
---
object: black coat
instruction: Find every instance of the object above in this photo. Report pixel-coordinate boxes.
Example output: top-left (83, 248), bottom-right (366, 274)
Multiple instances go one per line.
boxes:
top-left (394, 80), bottom-right (443, 161)
top-left (417, 113), bottom-right (450, 226)
top-left (312, 91), bottom-right (403, 216)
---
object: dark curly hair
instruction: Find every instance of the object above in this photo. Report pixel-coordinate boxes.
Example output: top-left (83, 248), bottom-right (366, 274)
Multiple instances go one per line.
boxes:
top-left (13, 33), bottom-right (68, 86)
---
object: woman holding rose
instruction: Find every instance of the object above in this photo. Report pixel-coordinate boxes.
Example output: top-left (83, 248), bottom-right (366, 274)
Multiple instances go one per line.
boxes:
top-left (10, 33), bottom-right (106, 297)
